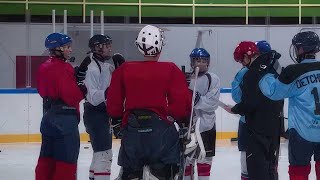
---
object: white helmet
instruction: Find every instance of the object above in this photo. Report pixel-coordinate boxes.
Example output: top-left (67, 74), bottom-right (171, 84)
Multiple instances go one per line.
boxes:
top-left (135, 25), bottom-right (164, 56)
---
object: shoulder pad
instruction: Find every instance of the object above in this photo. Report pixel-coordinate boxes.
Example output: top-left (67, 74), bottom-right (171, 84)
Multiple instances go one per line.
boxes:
top-left (279, 62), bottom-right (320, 84)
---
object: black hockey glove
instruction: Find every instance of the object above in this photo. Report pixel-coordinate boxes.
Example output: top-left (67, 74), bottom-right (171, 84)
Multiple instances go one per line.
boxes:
top-left (112, 53), bottom-right (125, 69)
top-left (75, 66), bottom-right (86, 82)
top-left (75, 56), bottom-right (91, 96)
top-left (74, 67), bottom-right (87, 96)
top-left (269, 50), bottom-right (283, 75)
top-left (75, 56), bottom-right (91, 82)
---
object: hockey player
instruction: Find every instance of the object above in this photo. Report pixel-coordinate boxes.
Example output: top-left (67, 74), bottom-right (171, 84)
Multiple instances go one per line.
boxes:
top-left (35, 33), bottom-right (86, 180)
top-left (183, 48), bottom-right (220, 180)
top-left (255, 40), bottom-right (288, 139)
top-left (106, 25), bottom-right (192, 179)
top-left (232, 40), bottom-right (280, 180)
top-left (83, 34), bottom-right (124, 180)
top-left (225, 41), bottom-right (283, 180)
top-left (259, 31), bottom-right (320, 180)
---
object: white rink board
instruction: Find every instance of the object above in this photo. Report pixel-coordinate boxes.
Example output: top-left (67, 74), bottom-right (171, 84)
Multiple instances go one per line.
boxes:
top-left (0, 89), bottom-right (288, 136)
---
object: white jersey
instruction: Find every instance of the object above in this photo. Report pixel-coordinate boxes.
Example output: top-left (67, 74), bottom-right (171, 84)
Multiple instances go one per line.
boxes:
top-left (189, 72), bottom-right (220, 133)
top-left (85, 57), bottom-right (115, 106)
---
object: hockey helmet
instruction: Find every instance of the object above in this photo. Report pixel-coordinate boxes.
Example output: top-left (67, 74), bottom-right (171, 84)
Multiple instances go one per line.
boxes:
top-left (135, 25), bottom-right (164, 56)
top-left (45, 33), bottom-right (72, 49)
top-left (89, 34), bottom-right (112, 51)
top-left (190, 48), bottom-right (210, 65)
top-left (255, 40), bottom-right (272, 54)
top-left (290, 31), bottom-right (320, 63)
top-left (233, 41), bottom-right (259, 63)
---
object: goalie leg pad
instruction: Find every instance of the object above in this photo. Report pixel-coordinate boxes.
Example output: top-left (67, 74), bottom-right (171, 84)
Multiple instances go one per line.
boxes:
top-left (93, 150), bottom-right (112, 180)
top-left (89, 152), bottom-right (96, 180)
top-left (240, 151), bottom-right (249, 178)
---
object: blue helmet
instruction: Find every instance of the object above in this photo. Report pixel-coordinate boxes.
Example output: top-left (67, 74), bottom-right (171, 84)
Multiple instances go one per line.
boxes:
top-left (190, 48), bottom-right (210, 64)
top-left (45, 33), bottom-right (72, 49)
top-left (255, 40), bottom-right (272, 54)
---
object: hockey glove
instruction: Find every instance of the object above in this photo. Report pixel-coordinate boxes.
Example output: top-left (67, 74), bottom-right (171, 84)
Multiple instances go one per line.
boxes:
top-left (75, 67), bottom-right (86, 82)
top-left (74, 68), bottom-right (87, 96)
top-left (75, 56), bottom-right (91, 82)
top-left (269, 50), bottom-right (283, 75)
top-left (112, 53), bottom-right (125, 69)
top-left (271, 59), bottom-right (283, 76)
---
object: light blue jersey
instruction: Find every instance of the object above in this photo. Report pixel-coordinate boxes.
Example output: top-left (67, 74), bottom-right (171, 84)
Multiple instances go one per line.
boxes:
top-left (231, 67), bottom-right (248, 123)
top-left (259, 59), bottom-right (320, 142)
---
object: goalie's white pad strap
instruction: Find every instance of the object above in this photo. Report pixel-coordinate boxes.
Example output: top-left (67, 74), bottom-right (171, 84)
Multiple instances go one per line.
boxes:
top-left (143, 166), bottom-right (159, 180)
top-left (195, 117), bottom-right (206, 161)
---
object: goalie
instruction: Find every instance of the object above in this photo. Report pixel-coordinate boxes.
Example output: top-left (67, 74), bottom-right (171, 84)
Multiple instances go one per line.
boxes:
top-left (106, 25), bottom-right (192, 180)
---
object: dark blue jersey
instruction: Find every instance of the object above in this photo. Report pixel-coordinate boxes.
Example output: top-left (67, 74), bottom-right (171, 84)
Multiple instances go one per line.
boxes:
top-left (232, 54), bottom-right (283, 136)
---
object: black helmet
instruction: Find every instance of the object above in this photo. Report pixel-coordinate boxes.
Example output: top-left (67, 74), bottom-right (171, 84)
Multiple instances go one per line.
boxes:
top-left (292, 31), bottom-right (320, 53)
top-left (88, 34), bottom-right (112, 51)
top-left (290, 31), bottom-right (320, 63)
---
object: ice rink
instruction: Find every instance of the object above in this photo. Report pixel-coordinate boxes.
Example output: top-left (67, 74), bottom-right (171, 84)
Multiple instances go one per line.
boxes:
top-left (0, 139), bottom-right (317, 180)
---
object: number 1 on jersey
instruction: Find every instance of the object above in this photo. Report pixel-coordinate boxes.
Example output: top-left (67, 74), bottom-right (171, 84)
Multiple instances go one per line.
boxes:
top-left (311, 87), bottom-right (320, 115)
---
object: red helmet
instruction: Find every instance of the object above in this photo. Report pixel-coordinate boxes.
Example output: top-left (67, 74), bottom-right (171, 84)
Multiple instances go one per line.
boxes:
top-left (233, 41), bottom-right (259, 63)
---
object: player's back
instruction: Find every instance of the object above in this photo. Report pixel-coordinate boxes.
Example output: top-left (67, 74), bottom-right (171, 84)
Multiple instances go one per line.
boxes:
top-left (122, 61), bottom-right (182, 112)
top-left (108, 60), bottom-right (191, 124)
top-left (281, 59), bottom-right (320, 142)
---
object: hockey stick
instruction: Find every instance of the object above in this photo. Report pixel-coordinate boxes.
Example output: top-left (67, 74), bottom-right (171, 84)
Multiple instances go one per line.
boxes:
top-left (187, 67), bottom-right (200, 140)
top-left (177, 67), bottom-right (200, 180)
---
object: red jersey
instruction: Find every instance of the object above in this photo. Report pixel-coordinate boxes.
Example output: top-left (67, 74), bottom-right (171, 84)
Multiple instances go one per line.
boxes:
top-left (106, 61), bottom-right (191, 126)
top-left (37, 56), bottom-right (84, 112)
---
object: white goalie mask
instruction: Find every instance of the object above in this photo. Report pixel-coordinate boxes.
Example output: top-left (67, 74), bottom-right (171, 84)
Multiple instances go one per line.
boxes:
top-left (135, 25), bottom-right (164, 57)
